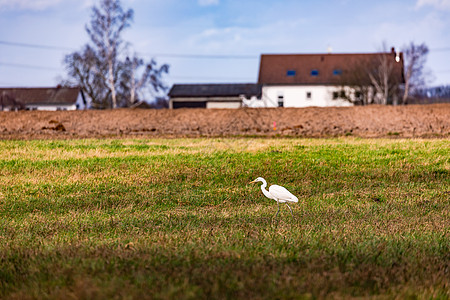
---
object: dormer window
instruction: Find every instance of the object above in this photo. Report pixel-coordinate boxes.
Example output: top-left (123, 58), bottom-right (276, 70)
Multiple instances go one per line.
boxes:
top-left (310, 69), bottom-right (319, 76)
top-left (286, 70), bottom-right (296, 77)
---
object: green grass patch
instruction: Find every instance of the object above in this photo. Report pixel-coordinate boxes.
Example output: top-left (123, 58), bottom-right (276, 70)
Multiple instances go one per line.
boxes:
top-left (0, 138), bottom-right (449, 299)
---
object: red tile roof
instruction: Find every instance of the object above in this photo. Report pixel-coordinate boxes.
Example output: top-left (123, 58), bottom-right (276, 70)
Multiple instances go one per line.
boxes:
top-left (258, 51), bottom-right (404, 85)
top-left (0, 87), bottom-right (80, 105)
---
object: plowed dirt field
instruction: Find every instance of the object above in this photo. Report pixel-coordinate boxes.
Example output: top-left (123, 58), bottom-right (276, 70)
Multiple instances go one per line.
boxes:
top-left (0, 104), bottom-right (449, 139)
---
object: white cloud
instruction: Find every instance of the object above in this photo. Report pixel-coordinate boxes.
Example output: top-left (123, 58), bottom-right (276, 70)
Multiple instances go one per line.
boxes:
top-left (186, 19), bottom-right (309, 55)
top-left (198, 0), bottom-right (219, 6)
top-left (0, 0), bottom-right (63, 10)
top-left (416, 0), bottom-right (450, 10)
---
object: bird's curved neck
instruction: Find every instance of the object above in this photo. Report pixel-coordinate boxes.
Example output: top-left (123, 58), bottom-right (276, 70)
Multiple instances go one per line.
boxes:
top-left (259, 178), bottom-right (267, 188)
top-left (259, 179), bottom-right (273, 199)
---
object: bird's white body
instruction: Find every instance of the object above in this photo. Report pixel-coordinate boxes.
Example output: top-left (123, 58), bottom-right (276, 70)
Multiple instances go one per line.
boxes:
top-left (267, 185), bottom-right (298, 203)
top-left (250, 177), bottom-right (298, 218)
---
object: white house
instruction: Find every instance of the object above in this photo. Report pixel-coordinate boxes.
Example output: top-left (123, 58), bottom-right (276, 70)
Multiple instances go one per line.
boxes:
top-left (0, 86), bottom-right (86, 111)
top-left (168, 49), bottom-right (405, 109)
top-left (246, 49), bottom-right (404, 108)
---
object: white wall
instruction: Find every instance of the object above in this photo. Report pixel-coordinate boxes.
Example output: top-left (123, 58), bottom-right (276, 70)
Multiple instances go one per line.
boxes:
top-left (76, 92), bottom-right (88, 110)
top-left (241, 95), bottom-right (266, 108)
top-left (26, 104), bottom-right (77, 111)
top-left (259, 85), bottom-right (353, 107)
top-left (206, 101), bottom-right (242, 109)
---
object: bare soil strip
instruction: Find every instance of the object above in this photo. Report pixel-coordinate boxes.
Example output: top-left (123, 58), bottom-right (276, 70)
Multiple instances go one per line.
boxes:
top-left (0, 104), bottom-right (449, 139)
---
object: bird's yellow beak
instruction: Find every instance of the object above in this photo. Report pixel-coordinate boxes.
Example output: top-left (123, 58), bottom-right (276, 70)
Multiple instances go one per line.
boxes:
top-left (249, 179), bottom-right (257, 184)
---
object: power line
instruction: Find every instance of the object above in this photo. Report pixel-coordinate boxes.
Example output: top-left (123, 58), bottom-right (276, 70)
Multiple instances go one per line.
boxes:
top-left (2, 39), bottom-right (450, 60)
top-left (1, 40), bottom-right (449, 83)
top-left (1, 57), bottom-right (450, 77)
top-left (0, 61), bottom-right (254, 81)
top-left (0, 62), bottom-right (61, 71)
top-left (0, 40), bottom-right (258, 60)
top-left (0, 40), bottom-right (74, 52)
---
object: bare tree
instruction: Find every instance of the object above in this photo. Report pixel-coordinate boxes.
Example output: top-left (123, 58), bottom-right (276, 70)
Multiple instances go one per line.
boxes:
top-left (86, 0), bottom-right (133, 108)
top-left (63, 0), bottom-right (169, 109)
top-left (368, 44), bottom-right (403, 105)
top-left (118, 55), bottom-right (169, 107)
top-left (338, 44), bottom-right (403, 105)
top-left (63, 45), bottom-right (111, 109)
top-left (401, 42), bottom-right (429, 105)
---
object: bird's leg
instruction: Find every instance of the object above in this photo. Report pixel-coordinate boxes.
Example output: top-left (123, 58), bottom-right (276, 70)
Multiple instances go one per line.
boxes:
top-left (286, 203), bottom-right (294, 219)
top-left (273, 199), bottom-right (280, 220)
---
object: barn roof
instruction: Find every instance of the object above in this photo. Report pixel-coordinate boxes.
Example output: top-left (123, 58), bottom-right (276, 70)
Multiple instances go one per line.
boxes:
top-left (258, 50), bottom-right (405, 85)
top-left (169, 83), bottom-right (261, 98)
top-left (0, 87), bottom-right (80, 105)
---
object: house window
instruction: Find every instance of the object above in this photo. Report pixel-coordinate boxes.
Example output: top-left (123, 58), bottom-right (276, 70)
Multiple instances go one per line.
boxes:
top-left (306, 92), bottom-right (312, 99)
top-left (310, 69), bottom-right (319, 76)
top-left (333, 69), bottom-right (342, 75)
top-left (277, 95), bottom-right (284, 107)
top-left (286, 70), bottom-right (296, 77)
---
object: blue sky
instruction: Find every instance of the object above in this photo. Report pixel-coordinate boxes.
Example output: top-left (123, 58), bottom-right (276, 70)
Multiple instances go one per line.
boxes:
top-left (0, 0), bottom-right (449, 88)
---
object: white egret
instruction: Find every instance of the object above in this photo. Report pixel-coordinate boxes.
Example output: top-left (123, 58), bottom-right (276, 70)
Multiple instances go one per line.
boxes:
top-left (249, 177), bottom-right (298, 219)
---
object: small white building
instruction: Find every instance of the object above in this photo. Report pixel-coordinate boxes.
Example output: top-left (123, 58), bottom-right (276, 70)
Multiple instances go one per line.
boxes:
top-left (0, 86), bottom-right (86, 111)
top-left (169, 83), bottom-right (261, 109)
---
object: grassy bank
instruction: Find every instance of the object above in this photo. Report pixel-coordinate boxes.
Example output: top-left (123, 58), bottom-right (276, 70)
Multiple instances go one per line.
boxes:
top-left (0, 138), bottom-right (449, 299)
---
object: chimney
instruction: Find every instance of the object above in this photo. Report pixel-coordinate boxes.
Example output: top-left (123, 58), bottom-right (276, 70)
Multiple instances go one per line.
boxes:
top-left (391, 47), bottom-right (395, 54)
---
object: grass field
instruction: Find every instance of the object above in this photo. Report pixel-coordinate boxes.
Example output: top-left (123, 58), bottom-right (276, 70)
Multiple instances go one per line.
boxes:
top-left (0, 138), bottom-right (449, 299)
